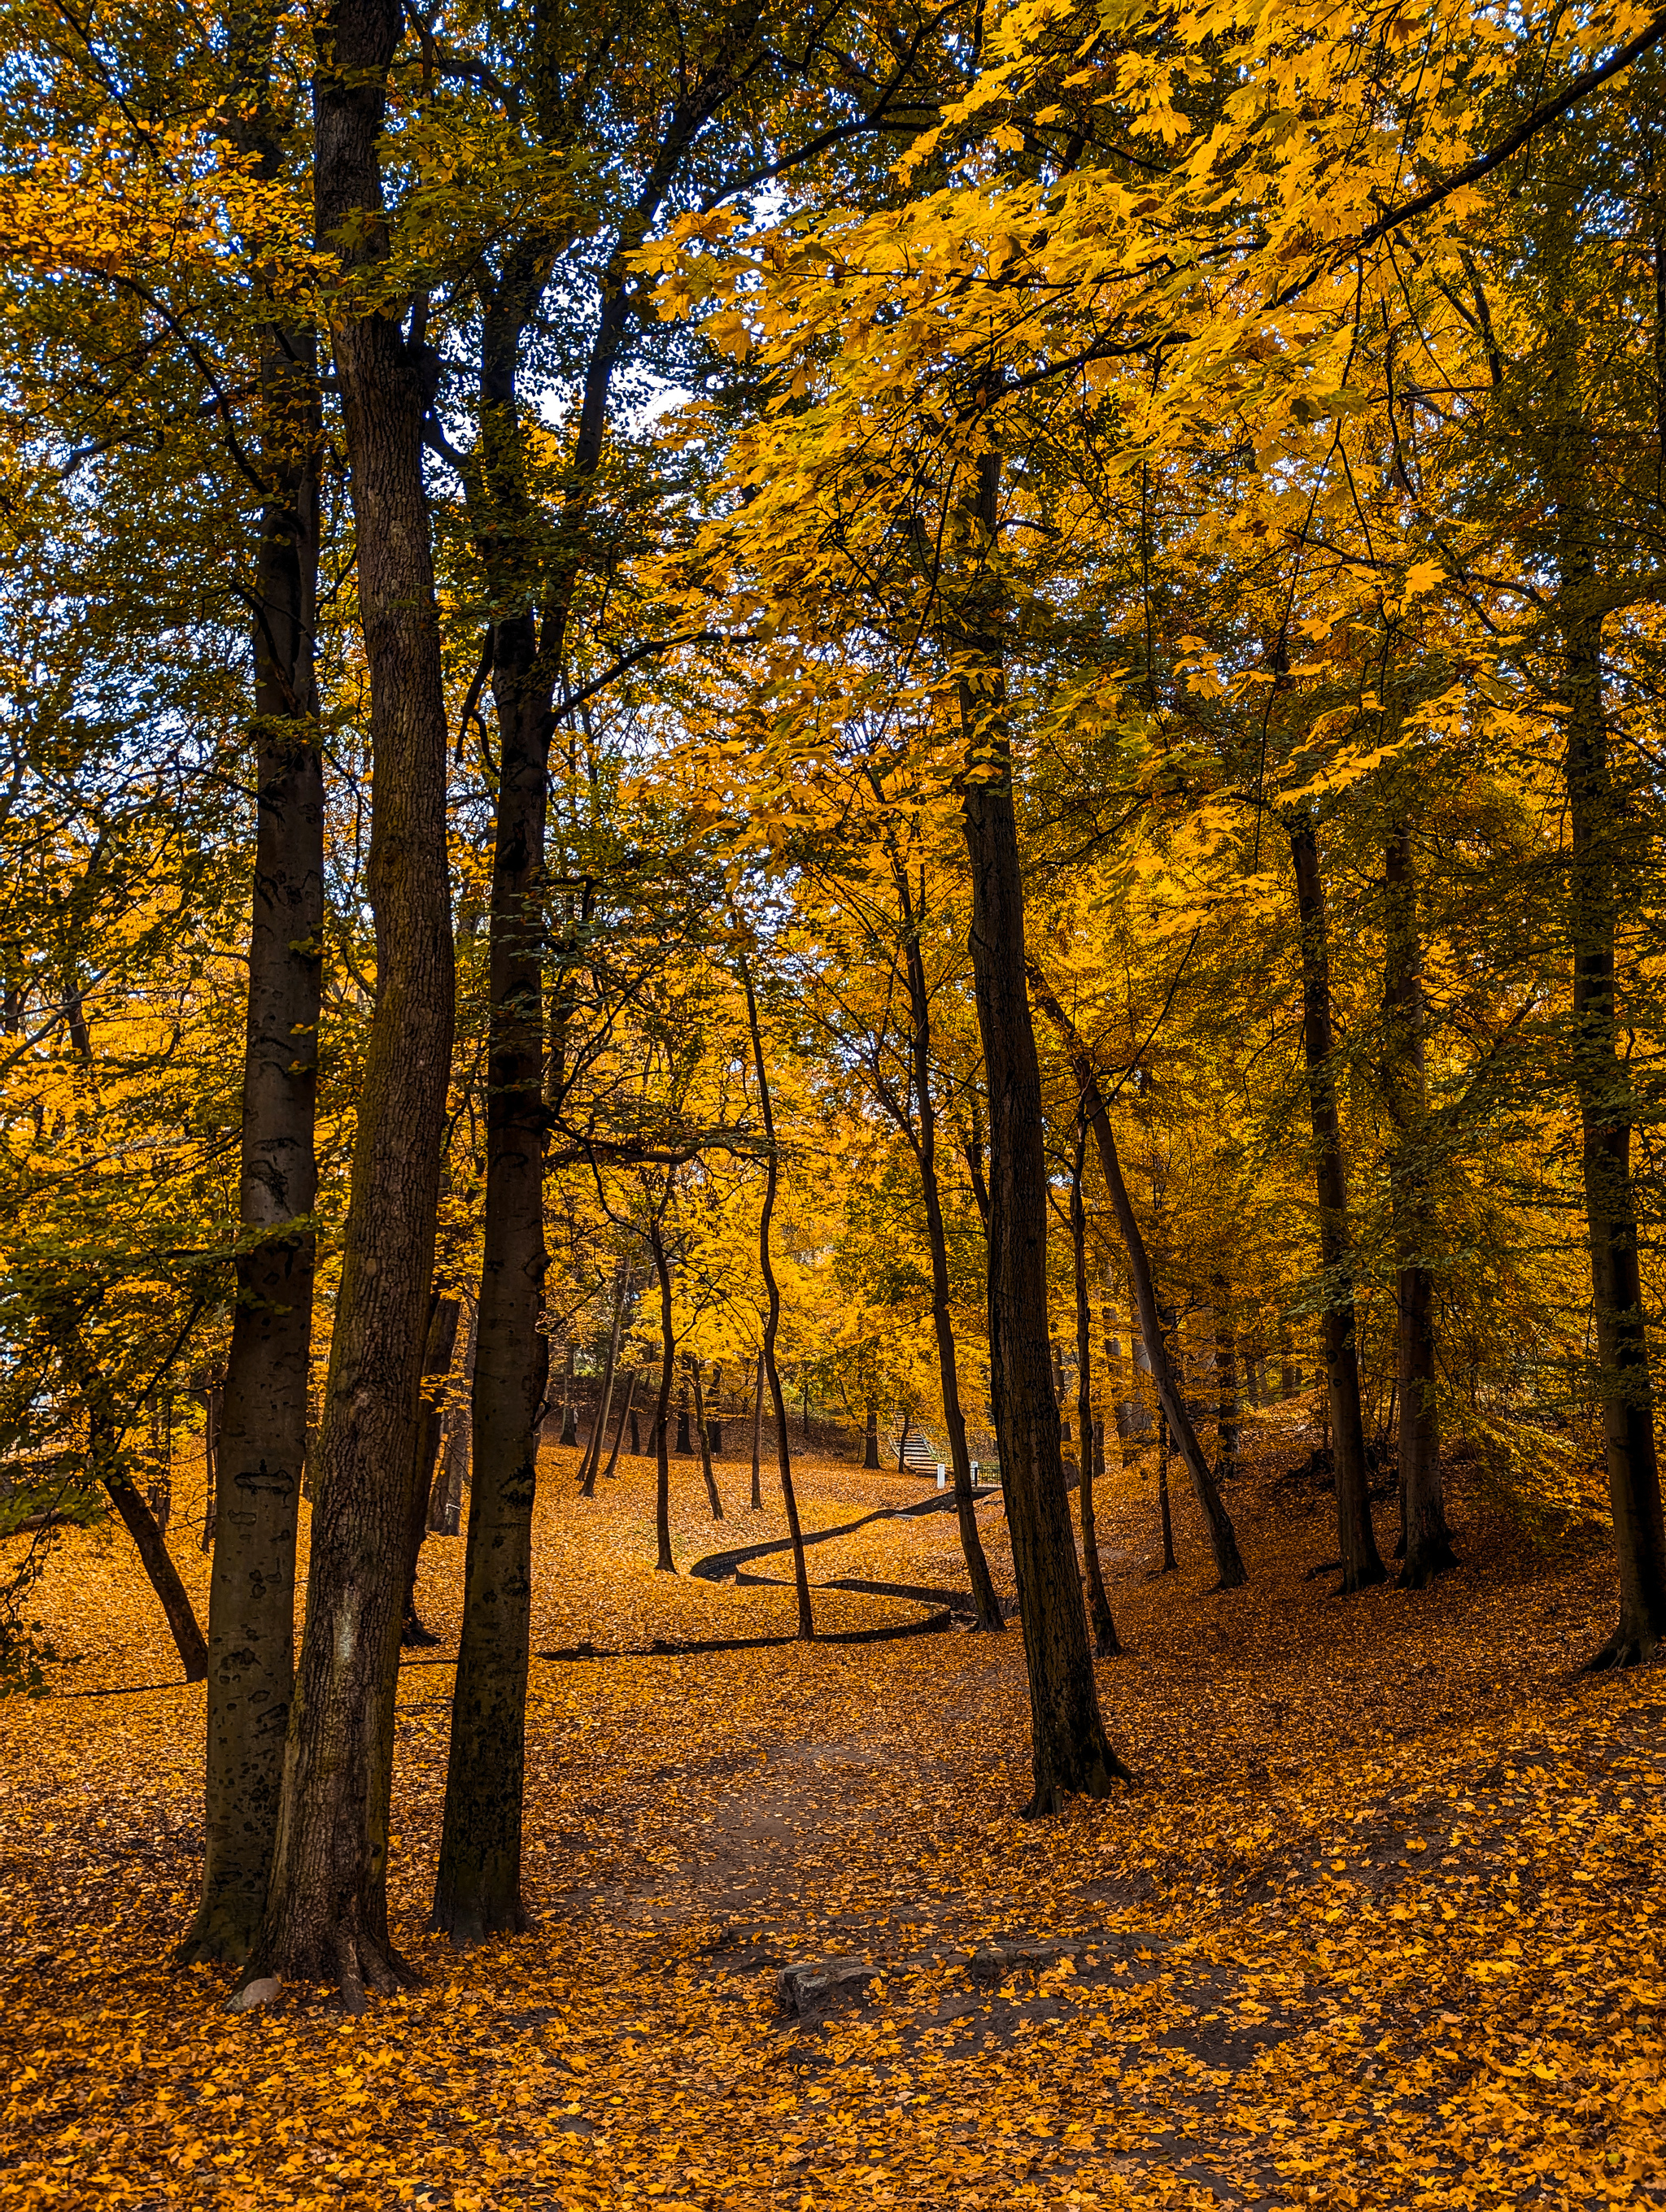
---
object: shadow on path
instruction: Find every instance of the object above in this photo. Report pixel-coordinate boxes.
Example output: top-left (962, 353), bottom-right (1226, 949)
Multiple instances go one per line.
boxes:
top-left (535, 1608), bottom-right (955, 1663)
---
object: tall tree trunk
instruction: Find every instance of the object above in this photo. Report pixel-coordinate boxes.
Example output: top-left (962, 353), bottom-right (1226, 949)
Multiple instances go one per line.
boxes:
top-left (750, 1354), bottom-right (765, 1509)
top-left (1289, 813), bottom-right (1385, 1596)
top-left (885, 848), bottom-right (1003, 1631)
top-left (1210, 1272), bottom-right (1241, 1483)
top-left (691, 1362), bottom-right (724, 1518)
top-left (648, 1217), bottom-right (676, 1573)
top-left (740, 956), bottom-right (813, 1638)
top-left (863, 1404), bottom-right (880, 1470)
top-left (1382, 821), bottom-right (1455, 1588)
top-left (1071, 1121), bottom-right (1119, 1657)
top-left (180, 139), bottom-right (323, 1955)
top-left (951, 456), bottom-right (1126, 1811)
top-left (1550, 294), bottom-right (1666, 1662)
top-left (242, 0), bottom-right (456, 2004)
top-left (431, 287), bottom-right (556, 1942)
top-left (1030, 974), bottom-right (1246, 1590)
top-left (401, 1294), bottom-right (460, 1645)
top-left (1157, 1417), bottom-right (1177, 1574)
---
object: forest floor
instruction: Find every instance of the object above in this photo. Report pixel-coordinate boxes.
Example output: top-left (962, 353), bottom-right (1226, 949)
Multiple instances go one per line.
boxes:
top-left (2, 1404), bottom-right (1664, 2210)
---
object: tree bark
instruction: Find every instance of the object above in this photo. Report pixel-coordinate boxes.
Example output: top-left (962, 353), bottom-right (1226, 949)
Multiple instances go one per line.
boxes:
top-left (691, 1362), bottom-right (724, 1518)
top-left (950, 462), bottom-right (1126, 1810)
top-left (401, 1295), bottom-right (460, 1645)
top-left (242, 0), bottom-right (456, 2004)
top-left (863, 1404), bottom-right (880, 1470)
top-left (1289, 813), bottom-right (1386, 1595)
top-left (740, 956), bottom-right (813, 1638)
top-left (1071, 1121), bottom-right (1119, 1656)
top-left (1029, 973), bottom-right (1246, 1590)
top-left (1381, 821), bottom-right (1455, 1587)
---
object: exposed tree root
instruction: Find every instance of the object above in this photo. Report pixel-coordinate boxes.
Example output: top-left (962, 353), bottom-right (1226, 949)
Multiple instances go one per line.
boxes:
top-left (1397, 1540), bottom-right (1459, 1592)
top-left (1585, 1622), bottom-right (1664, 1672)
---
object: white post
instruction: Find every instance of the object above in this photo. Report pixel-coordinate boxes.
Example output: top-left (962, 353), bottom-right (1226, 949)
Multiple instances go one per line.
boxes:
top-left (935, 1464), bottom-right (945, 1488)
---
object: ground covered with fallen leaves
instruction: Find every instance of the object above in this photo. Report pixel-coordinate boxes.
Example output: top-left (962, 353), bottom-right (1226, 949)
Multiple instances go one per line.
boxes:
top-left (3, 1408), bottom-right (1664, 2210)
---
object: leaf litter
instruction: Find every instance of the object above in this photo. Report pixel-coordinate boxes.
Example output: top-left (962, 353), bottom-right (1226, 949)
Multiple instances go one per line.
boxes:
top-left (2, 1420), bottom-right (1664, 2210)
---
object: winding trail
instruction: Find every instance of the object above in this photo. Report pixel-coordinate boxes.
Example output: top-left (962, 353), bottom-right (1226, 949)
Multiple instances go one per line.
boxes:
top-left (687, 1487), bottom-right (997, 1583)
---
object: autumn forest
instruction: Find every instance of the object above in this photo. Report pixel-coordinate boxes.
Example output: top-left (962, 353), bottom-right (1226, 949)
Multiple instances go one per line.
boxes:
top-left (2, 0), bottom-right (1666, 2203)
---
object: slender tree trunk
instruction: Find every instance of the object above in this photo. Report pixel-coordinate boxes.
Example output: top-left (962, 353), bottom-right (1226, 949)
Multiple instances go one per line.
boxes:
top-left (401, 1294), bottom-right (460, 1645)
top-left (431, 1300), bottom-right (476, 1535)
top-left (740, 957), bottom-right (813, 1637)
top-left (558, 1341), bottom-right (578, 1447)
top-left (1382, 821), bottom-right (1455, 1587)
top-left (1290, 814), bottom-right (1386, 1595)
top-left (886, 853), bottom-right (1003, 1631)
top-left (431, 290), bottom-right (556, 1942)
top-left (578, 1269), bottom-right (627, 1498)
top-left (863, 1404), bottom-right (880, 1470)
top-left (599, 1369), bottom-right (638, 1484)
top-left (102, 1455), bottom-right (210, 1680)
top-left (1031, 974), bottom-right (1246, 1590)
top-left (691, 1362), bottom-right (724, 1518)
top-left (1157, 1417), bottom-right (1177, 1574)
top-left (1071, 1121), bottom-right (1119, 1656)
top-left (1102, 1278), bottom-right (1137, 1443)
top-left (1210, 1271), bottom-right (1241, 1483)
top-left (676, 1382), bottom-right (694, 1457)
top-left (199, 1383), bottom-right (223, 1552)
top-left (1549, 308), bottom-right (1666, 1661)
top-left (65, 1345), bottom-right (209, 1684)
top-left (750, 1355), bottom-right (765, 1509)
top-left (952, 463), bottom-right (1126, 1809)
top-left (648, 1218), bottom-right (676, 1573)
top-left (243, 0), bottom-right (456, 2003)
